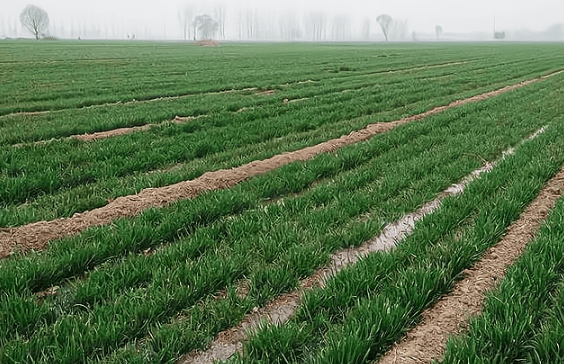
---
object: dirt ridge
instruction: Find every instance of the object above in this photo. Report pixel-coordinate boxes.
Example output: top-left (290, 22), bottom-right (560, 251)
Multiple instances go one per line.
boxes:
top-left (0, 71), bottom-right (561, 258)
top-left (178, 128), bottom-right (546, 364)
top-left (377, 166), bottom-right (564, 364)
top-left (10, 116), bottom-right (204, 148)
top-left (72, 115), bottom-right (202, 142)
top-left (0, 60), bottom-right (471, 120)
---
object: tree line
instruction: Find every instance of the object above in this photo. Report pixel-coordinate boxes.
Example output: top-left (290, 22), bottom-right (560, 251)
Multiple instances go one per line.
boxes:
top-left (16, 4), bottom-right (451, 42)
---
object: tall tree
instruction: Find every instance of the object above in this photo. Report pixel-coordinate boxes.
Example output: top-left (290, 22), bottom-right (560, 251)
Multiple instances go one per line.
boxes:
top-left (278, 11), bottom-right (302, 41)
top-left (376, 14), bottom-right (392, 41)
top-left (194, 14), bottom-right (218, 39)
top-left (306, 12), bottom-right (326, 41)
top-left (331, 15), bottom-right (350, 41)
top-left (361, 18), bottom-right (371, 41)
top-left (178, 7), bottom-right (194, 40)
top-left (20, 5), bottom-right (49, 40)
top-left (214, 5), bottom-right (226, 39)
top-left (435, 25), bottom-right (443, 40)
top-left (244, 10), bottom-right (254, 39)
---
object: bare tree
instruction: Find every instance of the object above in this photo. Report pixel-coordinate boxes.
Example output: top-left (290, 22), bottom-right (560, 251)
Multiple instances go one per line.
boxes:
top-left (331, 15), bottom-right (350, 41)
top-left (306, 12), bottom-right (326, 41)
top-left (376, 14), bottom-right (392, 41)
top-left (20, 5), bottom-right (49, 40)
top-left (435, 25), bottom-right (443, 40)
top-left (392, 20), bottom-right (408, 39)
top-left (178, 7), bottom-right (194, 40)
top-left (361, 18), bottom-right (371, 41)
top-left (214, 5), bottom-right (226, 39)
top-left (194, 14), bottom-right (218, 39)
top-left (244, 9), bottom-right (256, 39)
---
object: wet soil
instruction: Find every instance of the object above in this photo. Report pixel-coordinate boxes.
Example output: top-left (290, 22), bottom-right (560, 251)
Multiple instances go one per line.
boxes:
top-left (376, 167), bottom-right (564, 364)
top-left (0, 73), bottom-right (559, 258)
top-left (178, 131), bottom-right (547, 364)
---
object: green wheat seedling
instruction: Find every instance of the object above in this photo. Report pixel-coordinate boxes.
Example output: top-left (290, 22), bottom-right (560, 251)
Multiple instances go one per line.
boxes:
top-left (1, 83), bottom-right (561, 363)
top-left (441, 196), bottom-right (564, 363)
top-left (238, 120), bottom-right (564, 364)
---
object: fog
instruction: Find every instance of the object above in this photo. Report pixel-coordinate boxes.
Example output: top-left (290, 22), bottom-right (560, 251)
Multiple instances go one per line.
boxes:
top-left (2, 0), bottom-right (563, 41)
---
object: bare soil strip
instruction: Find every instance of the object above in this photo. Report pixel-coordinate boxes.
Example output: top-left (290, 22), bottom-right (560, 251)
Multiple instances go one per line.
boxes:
top-left (0, 87), bottom-right (259, 120)
top-left (10, 116), bottom-right (204, 148)
top-left (0, 61), bottom-right (470, 120)
top-left (0, 71), bottom-right (561, 258)
top-left (178, 128), bottom-right (545, 364)
top-left (72, 115), bottom-right (201, 142)
top-left (377, 167), bottom-right (564, 364)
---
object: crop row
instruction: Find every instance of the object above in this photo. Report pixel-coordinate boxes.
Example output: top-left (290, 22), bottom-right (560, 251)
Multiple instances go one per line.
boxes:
top-left (0, 42), bottom-right (476, 114)
top-left (234, 105), bottom-right (564, 364)
top-left (5, 43), bottom-right (561, 114)
top-left (1, 52), bottom-right (562, 145)
top-left (441, 188), bottom-right (564, 363)
top-left (0, 74), bottom-right (561, 364)
top-left (0, 58), bottom-right (488, 145)
top-left (1, 66), bottom-right (562, 229)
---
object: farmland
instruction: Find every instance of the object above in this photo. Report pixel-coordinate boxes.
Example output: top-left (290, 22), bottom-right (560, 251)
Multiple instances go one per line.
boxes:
top-left (1, 41), bottom-right (564, 364)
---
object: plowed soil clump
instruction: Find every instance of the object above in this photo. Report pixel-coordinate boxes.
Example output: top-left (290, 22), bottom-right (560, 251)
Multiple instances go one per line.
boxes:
top-left (198, 39), bottom-right (218, 47)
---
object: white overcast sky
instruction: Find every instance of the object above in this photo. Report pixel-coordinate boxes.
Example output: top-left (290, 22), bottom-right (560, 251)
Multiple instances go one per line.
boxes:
top-left (2, 0), bottom-right (563, 39)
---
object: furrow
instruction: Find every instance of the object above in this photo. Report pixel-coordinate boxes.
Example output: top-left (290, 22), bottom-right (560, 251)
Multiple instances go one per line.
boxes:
top-left (0, 60), bottom-right (470, 119)
top-left (0, 70), bottom-right (560, 258)
top-left (11, 115), bottom-right (205, 148)
top-left (377, 164), bottom-right (564, 364)
top-left (178, 127), bottom-right (546, 364)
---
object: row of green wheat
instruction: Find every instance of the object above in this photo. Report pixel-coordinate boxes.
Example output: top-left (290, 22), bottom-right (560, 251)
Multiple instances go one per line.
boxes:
top-left (0, 77), bottom-right (562, 364)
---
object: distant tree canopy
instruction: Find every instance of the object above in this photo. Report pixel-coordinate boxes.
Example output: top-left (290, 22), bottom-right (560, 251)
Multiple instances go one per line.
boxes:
top-left (376, 14), bottom-right (408, 41)
top-left (376, 14), bottom-right (392, 41)
top-left (20, 5), bottom-right (49, 40)
top-left (194, 14), bottom-right (218, 39)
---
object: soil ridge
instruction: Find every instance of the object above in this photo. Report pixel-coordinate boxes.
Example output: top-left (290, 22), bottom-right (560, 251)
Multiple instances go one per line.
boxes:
top-left (376, 167), bottom-right (564, 364)
top-left (0, 71), bottom-right (561, 258)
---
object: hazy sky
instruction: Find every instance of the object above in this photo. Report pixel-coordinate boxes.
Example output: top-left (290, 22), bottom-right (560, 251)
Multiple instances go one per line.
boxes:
top-left (2, 0), bottom-right (563, 40)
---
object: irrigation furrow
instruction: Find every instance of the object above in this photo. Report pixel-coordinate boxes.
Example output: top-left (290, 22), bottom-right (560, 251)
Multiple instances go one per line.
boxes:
top-left (377, 165), bottom-right (564, 364)
top-left (0, 70), bottom-right (561, 258)
top-left (179, 127), bottom-right (547, 364)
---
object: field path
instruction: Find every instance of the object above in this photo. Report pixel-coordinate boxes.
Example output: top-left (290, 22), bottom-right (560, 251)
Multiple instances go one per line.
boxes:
top-left (377, 166), bottom-right (564, 364)
top-left (0, 70), bottom-right (562, 258)
top-left (179, 127), bottom-right (547, 364)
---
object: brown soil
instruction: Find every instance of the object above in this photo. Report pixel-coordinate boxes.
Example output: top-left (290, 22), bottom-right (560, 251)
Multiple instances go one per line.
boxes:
top-left (0, 72), bottom-right (560, 258)
top-left (177, 130), bottom-right (546, 364)
top-left (179, 273), bottom-right (323, 364)
top-left (256, 89), bottom-right (276, 96)
top-left (1, 88), bottom-right (258, 123)
top-left (377, 167), bottom-right (564, 364)
top-left (198, 39), bottom-right (219, 47)
top-left (2, 66), bottom-right (559, 123)
top-left (73, 115), bottom-right (199, 142)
